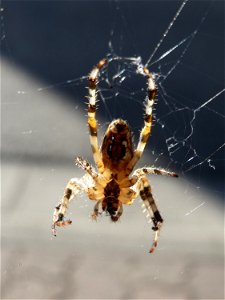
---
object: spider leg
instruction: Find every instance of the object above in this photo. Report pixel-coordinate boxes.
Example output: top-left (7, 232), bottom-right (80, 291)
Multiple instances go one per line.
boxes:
top-left (52, 177), bottom-right (85, 236)
top-left (88, 58), bottom-right (107, 174)
top-left (136, 175), bottom-right (163, 253)
top-left (91, 200), bottom-right (101, 220)
top-left (120, 167), bottom-right (177, 189)
top-left (127, 67), bottom-right (157, 173)
top-left (75, 156), bottom-right (98, 179)
top-left (134, 167), bottom-right (178, 178)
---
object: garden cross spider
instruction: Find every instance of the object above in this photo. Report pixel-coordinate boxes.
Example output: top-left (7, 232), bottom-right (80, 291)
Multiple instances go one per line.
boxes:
top-left (52, 58), bottom-right (178, 253)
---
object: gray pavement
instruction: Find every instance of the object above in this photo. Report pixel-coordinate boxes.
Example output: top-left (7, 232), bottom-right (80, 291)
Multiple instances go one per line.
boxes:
top-left (1, 59), bottom-right (224, 299)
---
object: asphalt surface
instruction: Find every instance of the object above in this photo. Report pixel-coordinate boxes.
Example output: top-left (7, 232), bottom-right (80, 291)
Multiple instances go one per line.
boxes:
top-left (1, 59), bottom-right (224, 299)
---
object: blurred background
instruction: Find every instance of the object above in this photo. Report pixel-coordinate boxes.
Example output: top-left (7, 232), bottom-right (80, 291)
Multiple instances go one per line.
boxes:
top-left (1, 1), bottom-right (224, 299)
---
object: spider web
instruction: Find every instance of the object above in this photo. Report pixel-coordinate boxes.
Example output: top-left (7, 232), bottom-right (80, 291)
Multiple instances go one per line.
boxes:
top-left (100, 5), bottom-right (224, 193)
top-left (1, 0), bottom-right (224, 196)
top-left (80, 0), bottom-right (224, 196)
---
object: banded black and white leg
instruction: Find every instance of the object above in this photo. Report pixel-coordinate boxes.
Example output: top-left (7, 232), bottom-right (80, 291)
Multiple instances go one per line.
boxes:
top-left (52, 177), bottom-right (85, 236)
top-left (75, 156), bottom-right (98, 179)
top-left (88, 59), bottom-right (107, 174)
top-left (127, 67), bottom-right (157, 173)
top-left (137, 176), bottom-right (163, 253)
top-left (133, 167), bottom-right (178, 178)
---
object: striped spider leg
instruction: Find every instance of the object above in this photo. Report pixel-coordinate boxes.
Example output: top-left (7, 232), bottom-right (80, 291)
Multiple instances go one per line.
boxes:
top-left (126, 66), bottom-right (157, 174)
top-left (88, 58), bottom-right (108, 174)
top-left (52, 157), bottom-right (100, 235)
top-left (52, 177), bottom-right (82, 235)
top-left (131, 167), bottom-right (178, 253)
top-left (52, 60), bottom-right (107, 233)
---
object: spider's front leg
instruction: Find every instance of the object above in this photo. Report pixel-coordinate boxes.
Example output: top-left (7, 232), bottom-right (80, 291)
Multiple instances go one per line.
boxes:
top-left (136, 175), bottom-right (163, 253)
top-left (88, 59), bottom-right (107, 174)
top-left (91, 200), bottom-right (101, 221)
top-left (52, 177), bottom-right (84, 236)
top-left (127, 67), bottom-right (157, 173)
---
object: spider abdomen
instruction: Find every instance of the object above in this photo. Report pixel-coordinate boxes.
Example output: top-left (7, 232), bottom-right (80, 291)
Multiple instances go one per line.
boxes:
top-left (101, 119), bottom-right (134, 171)
top-left (103, 179), bottom-right (121, 221)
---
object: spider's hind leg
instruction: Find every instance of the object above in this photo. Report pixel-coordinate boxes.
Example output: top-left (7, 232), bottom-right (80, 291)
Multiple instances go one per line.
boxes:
top-left (137, 176), bottom-right (163, 253)
top-left (133, 167), bottom-right (178, 178)
top-left (52, 177), bottom-right (85, 236)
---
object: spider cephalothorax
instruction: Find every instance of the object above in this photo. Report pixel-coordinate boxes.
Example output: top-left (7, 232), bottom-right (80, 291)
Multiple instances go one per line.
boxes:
top-left (52, 58), bottom-right (178, 253)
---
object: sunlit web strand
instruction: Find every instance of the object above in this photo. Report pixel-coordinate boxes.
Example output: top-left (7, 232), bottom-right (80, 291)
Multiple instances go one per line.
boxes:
top-left (149, 34), bottom-right (193, 68)
top-left (36, 76), bottom-right (87, 92)
top-left (184, 88), bottom-right (225, 142)
top-left (145, 0), bottom-right (189, 67)
top-left (195, 88), bottom-right (225, 112)
top-left (185, 202), bottom-right (205, 216)
top-left (156, 2), bottom-right (212, 82)
top-left (184, 142), bottom-right (225, 172)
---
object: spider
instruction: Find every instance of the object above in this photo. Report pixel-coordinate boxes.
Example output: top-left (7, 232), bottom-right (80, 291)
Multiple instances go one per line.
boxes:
top-left (52, 58), bottom-right (178, 253)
